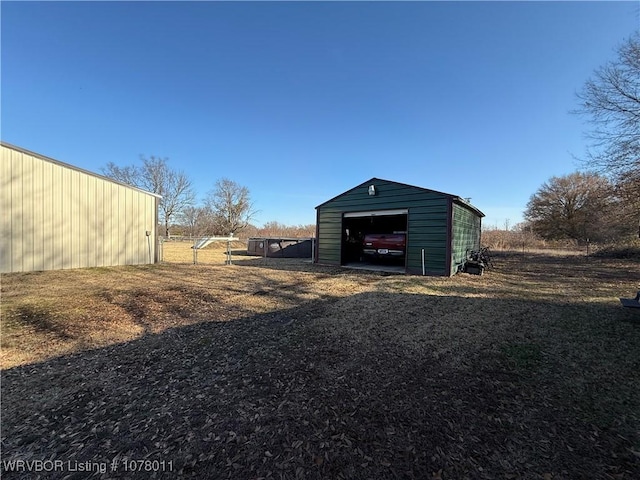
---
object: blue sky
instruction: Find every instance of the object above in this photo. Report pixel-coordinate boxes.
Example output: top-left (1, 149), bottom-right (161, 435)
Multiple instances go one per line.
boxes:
top-left (2, 1), bottom-right (638, 229)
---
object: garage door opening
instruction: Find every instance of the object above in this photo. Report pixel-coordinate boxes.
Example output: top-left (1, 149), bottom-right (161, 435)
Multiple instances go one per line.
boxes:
top-left (341, 209), bottom-right (408, 271)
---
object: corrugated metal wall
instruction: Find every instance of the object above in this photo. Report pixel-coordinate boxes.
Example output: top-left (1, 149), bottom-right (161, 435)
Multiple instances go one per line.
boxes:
top-left (450, 202), bottom-right (482, 275)
top-left (316, 179), bottom-right (451, 275)
top-left (1, 143), bottom-right (158, 273)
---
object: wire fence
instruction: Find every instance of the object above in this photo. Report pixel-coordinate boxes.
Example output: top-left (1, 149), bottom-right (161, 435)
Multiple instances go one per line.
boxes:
top-left (489, 244), bottom-right (596, 258)
top-left (158, 236), bottom-right (316, 266)
top-left (158, 237), bottom-right (602, 269)
top-left (158, 237), bottom-right (241, 265)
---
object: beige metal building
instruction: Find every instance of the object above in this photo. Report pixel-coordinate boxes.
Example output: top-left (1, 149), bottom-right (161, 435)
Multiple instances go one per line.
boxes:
top-left (1, 142), bottom-right (160, 273)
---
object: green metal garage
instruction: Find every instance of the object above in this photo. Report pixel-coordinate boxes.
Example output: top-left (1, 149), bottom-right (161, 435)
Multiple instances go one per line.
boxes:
top-left (314, 178), bottom-right (484, 276)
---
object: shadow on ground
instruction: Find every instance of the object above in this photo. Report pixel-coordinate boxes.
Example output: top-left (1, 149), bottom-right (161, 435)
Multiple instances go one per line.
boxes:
top-left (2, 291), bottom-right (640, 480)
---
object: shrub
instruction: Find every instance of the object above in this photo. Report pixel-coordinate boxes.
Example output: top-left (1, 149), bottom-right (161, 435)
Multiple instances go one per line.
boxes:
top-left (591, 238), bottom-right (640, 259)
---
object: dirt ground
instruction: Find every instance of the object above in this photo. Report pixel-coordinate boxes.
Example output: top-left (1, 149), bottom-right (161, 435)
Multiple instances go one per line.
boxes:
top-left (2, 243), bottom-right (639, 479)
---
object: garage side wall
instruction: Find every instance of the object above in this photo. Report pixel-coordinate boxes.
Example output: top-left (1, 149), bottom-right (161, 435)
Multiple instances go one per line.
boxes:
top-left (316, 179), bottom-right (450, 275)
top-left (1, 145), bottom-right (158, 273)
top-left (450, 202), bottom-right (482, 275)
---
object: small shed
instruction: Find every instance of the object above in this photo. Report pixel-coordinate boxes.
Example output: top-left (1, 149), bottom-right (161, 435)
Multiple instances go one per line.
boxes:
top-left (247, 238), bottom-right (313, 258)
top-left (315, 178), bottom-right (484, 276)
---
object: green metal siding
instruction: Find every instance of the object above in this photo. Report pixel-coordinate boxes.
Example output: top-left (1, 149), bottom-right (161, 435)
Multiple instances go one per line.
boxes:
top-left (450, 202), bottom-right (482, 275)
top-left (406, 204), bottom-right (449, 275)
top-left (316, 179), bottom-right (451, 275)
top-left (317, 210), bottom-right (343, 264)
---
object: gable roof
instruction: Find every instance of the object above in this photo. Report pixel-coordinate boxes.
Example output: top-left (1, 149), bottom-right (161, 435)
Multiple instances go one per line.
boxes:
top-left (316, 177), bottom-right (484, 217)
top-left (1, 141), bottom-right (162, 199)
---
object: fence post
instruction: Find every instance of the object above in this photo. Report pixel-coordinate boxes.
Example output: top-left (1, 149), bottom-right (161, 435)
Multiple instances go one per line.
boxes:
top-left (193, 238), bottom-right (197, 265)
top-left (586, 238), bottom-right (590, 260)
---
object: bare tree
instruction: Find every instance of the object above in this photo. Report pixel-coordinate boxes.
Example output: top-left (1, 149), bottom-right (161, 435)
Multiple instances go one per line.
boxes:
top-left (616, 176), bottom-right (640, 238)
top-left (102, 156), bottom-right (196, 237)
top-left (141, 156), bottom-right (196, 238)
top-left (524, 172), bottom-right (616, 243)
top-left (102, 162), bottom-right (139, 186)
top-left (178, 206), bottom-right (213, 238)
top-left (575, 32), bottom-right (640, 234)
top-left (257, 221), bottom-right (316, 238)
top-left (205, 178), bottom-right (256, 236)
top-left (258, 221), bottom-right (288, 237)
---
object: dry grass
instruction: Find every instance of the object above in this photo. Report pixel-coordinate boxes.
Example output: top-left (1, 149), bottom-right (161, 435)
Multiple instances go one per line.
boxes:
top-left (0, 257), bottom-right (350, 369)
top-left (160, 239), bottom-right (249, 264)
top-left (2, 243), bottom-right (640, 479)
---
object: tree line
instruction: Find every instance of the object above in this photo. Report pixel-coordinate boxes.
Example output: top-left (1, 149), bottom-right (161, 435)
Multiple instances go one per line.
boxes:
top-left (524, 32), bottom-right (639, 247)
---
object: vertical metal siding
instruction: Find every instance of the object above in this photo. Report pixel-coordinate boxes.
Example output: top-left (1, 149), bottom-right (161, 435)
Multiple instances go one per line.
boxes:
top-left (23, 152), bottom-right (34, 272)
top-left (316, 210), bottom-right (343, 265)
top-left (316, 179), bottom-right (451, 275)
top-left (450, 202), bottom-right (482, 275)
top-left (42, 161), bottom-right (54, 270)
top-left (94, 176), bottom-right (104, 267)
top-left (0, 144), bottom-right (158, 273)
top-left (0, 152), bottom-right (11, 268)
top-left (406, 204), bottom-right (449, 275)
top-left (13, 150), bottom-right (24, 272)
